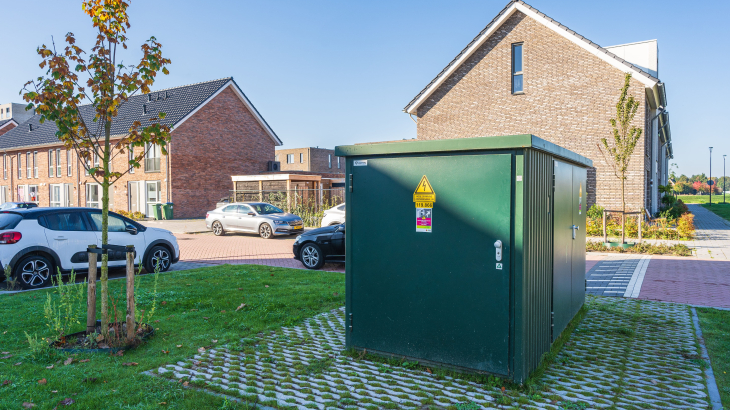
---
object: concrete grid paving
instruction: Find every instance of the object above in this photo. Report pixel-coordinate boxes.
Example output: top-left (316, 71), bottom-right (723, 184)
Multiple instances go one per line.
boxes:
top-left (154, 297), bottom-right (711, 410)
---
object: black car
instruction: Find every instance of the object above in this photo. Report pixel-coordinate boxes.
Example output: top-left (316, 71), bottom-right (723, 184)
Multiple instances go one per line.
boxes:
top-left (293, 223), bottom-right (345, 269)
top-left (0, 202), bottom-right (39, 210)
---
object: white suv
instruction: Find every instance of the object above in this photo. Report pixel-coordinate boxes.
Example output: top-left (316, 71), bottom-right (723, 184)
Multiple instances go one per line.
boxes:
top-left (0, 208), bottom-right (180, 289)
top-left (320, 203), bottom-right (345, 227)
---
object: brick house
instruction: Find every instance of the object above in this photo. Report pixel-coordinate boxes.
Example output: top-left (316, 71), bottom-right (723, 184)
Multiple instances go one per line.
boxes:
top-left (275, 147), bottom-right (344, 174)
top-left (403, 0), bottom-right (672, 214)
top-left (0, 119), bottom-right (18, 137)
top-left (0, 78), bottom-right (282, 218)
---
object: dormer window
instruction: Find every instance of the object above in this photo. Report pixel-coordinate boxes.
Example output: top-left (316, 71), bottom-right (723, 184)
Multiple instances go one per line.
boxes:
top-left (28, 124), bottom-right (33, 132)
top-left (148, 94), bottom-right (153, 102)
top-left (143, 104), bottom-right (148, 115)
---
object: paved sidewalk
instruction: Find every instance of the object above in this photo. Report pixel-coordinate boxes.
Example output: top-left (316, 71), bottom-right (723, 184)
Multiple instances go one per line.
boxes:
top-left (140, 219), bottom-right (209, 234)
top-left (585, 255), bottom-right (646, 296)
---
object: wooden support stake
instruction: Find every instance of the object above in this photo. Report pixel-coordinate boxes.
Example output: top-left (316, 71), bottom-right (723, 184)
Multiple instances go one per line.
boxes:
top-left (602, 210), bottom-right (607, 243)
top-left (86, 245), bottom-right (97, 335)
top-left (125, 245), bottom-right (135, 344)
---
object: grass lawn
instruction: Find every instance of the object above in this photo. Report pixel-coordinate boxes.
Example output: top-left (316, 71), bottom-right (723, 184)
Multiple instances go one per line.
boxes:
top-left (677, 194), bottom-right (729, 204)
top-left (696, 307), bottom-right (730, 408)
top-left (0, 264), bottom-right (344, 409)
top-left (702, 203), bottom-right (730, 223)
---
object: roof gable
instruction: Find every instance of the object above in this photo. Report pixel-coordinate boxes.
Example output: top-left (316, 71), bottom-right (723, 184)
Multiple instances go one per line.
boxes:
top-left (0, 78), bottom-right (281, 150)
top-left (404, 0), bottom-right (660, 114)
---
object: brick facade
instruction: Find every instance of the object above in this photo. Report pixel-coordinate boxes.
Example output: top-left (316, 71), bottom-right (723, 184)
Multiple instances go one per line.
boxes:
top-left (0, 122), bottom-right (16, 136)
top-left (276, 147), bottom-right (344, 174)
top-left (414, 11), bottom-right (653, 212)
top-left (0, 85), bottom-right (277, 218)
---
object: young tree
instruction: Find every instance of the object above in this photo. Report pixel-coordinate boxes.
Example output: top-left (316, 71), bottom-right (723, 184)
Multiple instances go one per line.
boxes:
top-left (23, 0), bottom-right (171, 336)
top-left (598, 73), bottom-right (643, 244)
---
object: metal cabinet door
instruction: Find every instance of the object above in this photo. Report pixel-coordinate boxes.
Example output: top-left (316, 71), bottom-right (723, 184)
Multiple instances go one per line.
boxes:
top-left (349, 154), bottom-right (512, 375)
top-left (571, 166), bottom-right (587, 317)
top-left (552, 160), bottom-right (573, 341)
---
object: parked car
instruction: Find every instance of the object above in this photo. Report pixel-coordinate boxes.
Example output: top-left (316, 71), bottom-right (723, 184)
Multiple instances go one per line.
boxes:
top-left (293, 223), bottom-right (345, 269)
top-left (206, 202), bottom-right (304, 239)
top-left (0, 207), bottom-right (180, 289)
top-left (0, 202), bottom-right (39, 210)
top-left (215, 197), bottom-right (230, 209)
top-left (320, 203), bottom-right (345, 227)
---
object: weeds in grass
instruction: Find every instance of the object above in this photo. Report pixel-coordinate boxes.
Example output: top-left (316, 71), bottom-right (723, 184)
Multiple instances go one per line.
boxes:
top-left (586, 240), bottom-right (693, 256)
top-left (42, 269), bottom-right (85, 341)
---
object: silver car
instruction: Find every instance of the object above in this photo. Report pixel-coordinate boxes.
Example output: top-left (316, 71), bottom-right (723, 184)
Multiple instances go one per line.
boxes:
top-left (205, 202), bottom-right (304, 239)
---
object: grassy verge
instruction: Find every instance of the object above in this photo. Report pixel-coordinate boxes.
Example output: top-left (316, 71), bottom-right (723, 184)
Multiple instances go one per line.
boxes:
top-left (0, 264), bottom-right (344, 409)
top-left (702, 203), bottom-right (730, 223)
top-left (696, 307), bottom-right (730, 408)
top-left (586, 240), bottom-right (693, 256)
top-left (678, 195), bottom-right (729, 204)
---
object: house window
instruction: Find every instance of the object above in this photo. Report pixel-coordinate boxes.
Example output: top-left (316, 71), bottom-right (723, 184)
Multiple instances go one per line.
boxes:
top-left (56, 149), bottom-right (61, 177)
top-left (26, 152), bottom-right (31, 178)
top-left (511, 43), bottom-right (523, 94)
top-left (300, 153), bottom-right (303, 163)
top-left (287, 154), bottom-right (294, 164)
top-left (17, 153), bottom-right (22, 179)
top-left (33, 152), bottom-right (39, 178)
top-left (337, 157), bottom-right (340, 169)
top-left (2, 154), bottom-right (6, 179)
top-left (49, 150), bottom-right (54, 177)
top-left (67, 150), bottom-right (72, 176)
top-left (50, 184), bottom-right (62, 207)
top-left (28, 185), bottom-right (39, 203)
top-left (86, 183), bottom-right (101, 208)
top-left (144, 143), bottom-right (160, 172)
top-left (129, 147), bottom-right (134, 174)
top-left (328, 154), bottom-right (332, 169)
top-left (275, 154), bottom-right (279, 162)
top-left (94, 152), bottom-right (100, 168)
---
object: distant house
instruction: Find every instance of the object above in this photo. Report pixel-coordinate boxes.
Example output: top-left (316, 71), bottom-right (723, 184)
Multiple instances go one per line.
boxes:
top-left (0, 119), bottom-right (18, 137)
top-left (403, 0), bottom-right (672, 214)
top-left (275, 147), bottom-right (344, 175)
top-left (0, 78), bottom-right (282, 217)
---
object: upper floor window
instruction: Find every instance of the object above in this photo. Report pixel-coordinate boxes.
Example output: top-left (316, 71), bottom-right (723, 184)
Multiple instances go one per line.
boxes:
top-left (300, 153), bottom-right (303, 163)
top-left (67, 150), bottom-right (72, 176)
top-left (49, 150), bottom-right (55, 177)
top-left (56, 149), bottom-right (62, 177)
top-left (2, 154), bottom-right (6, 180)
top-left (33, 151), bottom-right (38, 178)
top-left (144, 143), bottom-right (160, 172)
top-left (511, 43), bottom-right (523, 94)
top-left (129, 147), bottom-right (135, 174)
top-left (287, 154), bottom-right (294, 164)
top-left (328, 154), bottom-right (332, 169)
top-left (17, 153), bottom-right (22, 179)
top-left (26, 152), bottom-right (31, 178)
top-left (337, 157), bottom-right (340, 169)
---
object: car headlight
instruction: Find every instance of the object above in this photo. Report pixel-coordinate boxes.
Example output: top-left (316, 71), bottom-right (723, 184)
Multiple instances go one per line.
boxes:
top-left (274, 220), bottom-right (288, 225)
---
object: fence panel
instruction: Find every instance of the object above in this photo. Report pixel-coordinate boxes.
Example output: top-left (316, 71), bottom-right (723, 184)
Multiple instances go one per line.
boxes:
top-left (229, 188), bottom-right (345, 227)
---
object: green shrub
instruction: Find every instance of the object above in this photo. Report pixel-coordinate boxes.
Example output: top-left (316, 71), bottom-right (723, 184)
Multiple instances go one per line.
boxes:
top-left (587, 204), bottom-right (604, 221)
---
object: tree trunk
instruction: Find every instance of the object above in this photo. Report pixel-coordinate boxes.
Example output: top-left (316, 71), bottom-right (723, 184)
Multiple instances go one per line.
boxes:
top-left (621, 175), bottom-right (626, 244)
top-left (100, 121), bottom-right (112, 337)
top-left (86, 245), bottom-right (97, 334)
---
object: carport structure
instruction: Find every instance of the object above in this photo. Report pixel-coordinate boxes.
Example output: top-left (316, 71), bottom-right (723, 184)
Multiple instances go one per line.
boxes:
top-left (230, 173), bottom-right (344, 212)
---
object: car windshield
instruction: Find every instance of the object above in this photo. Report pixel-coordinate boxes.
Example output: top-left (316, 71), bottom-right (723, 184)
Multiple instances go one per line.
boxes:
top-left (250, 203), bottom-right (284, 214)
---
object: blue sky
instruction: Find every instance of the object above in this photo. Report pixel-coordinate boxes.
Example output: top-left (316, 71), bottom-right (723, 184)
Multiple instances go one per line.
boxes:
top-left (1, 0), bottom-right (727, 177)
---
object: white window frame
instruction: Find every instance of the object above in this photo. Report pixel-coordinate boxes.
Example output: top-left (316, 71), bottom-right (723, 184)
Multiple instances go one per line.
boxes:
top-left (328, 154), bottom-right (332, 169)
top-left (300, 153), bottom-right (303, 163)
top-left (144, 143), bottom-right (160, 172)
top-left (287, 154), bottom-right (294, 164)
top-left (17, 153), bottom-right (22, 179)
top-left (129, 147), bottom-right (134, 174)
top-left (28, 184), bottom-right (39, 203)
top-left (26, 152), bottom-right (31, 178)
top-left (2, 154), bottom-right (6, 180)
top-left (50, 184), bottom-right (62, 207)
top-left (56, 149), bottom-right (61, 177)
top-left (337, 157), bottom-right (340, 169)
top-left (49, 150), bottom-right (55, 177)
top-left (67, 150), bottom-right (72, 176)
top-left (86, 183), bottom-right (101, 208)
top-left (511, 42), bottom-right (524, 94)
top-left (33, 151), bottom-right (38, 178)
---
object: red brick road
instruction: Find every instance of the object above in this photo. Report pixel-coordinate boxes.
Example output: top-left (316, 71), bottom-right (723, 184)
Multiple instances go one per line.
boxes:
top-left (636, 256), bottom-right (730, 309)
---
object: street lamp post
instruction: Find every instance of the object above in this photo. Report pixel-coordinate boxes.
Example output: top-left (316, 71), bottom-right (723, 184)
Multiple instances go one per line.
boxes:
top-left (724, 154), bottom-right (727, 204)
top-left (710, 147), bottom-right (713, 206)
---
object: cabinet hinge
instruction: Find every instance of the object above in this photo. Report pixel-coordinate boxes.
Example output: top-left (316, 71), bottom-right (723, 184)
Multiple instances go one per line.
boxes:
top-left (349, 313), bottom-right (353, 332)
top-left (349, 174), bottom-right (353, 193)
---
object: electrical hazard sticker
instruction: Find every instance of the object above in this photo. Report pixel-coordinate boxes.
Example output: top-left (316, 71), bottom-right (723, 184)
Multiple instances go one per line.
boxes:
top-left (413, 175), bottom-right (436, 205)
top-left (416, 208), bottom-right (432, 233)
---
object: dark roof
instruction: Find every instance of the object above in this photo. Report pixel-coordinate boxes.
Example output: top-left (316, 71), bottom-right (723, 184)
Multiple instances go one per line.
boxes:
top-left (0, 77), bottom-right (281, 149)
top-left (404, 0), bottom-right (660, 112)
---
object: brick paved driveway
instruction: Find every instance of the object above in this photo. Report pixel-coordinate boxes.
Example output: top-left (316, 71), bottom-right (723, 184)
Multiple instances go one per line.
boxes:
top-left (636, 256), bottom-right (730, 308)
top-left (175, 232), bottom-right (343, 272)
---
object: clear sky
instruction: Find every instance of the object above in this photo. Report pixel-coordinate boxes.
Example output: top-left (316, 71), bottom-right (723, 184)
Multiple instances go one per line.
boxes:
top-left (1, 0), bottom-right (727, 177)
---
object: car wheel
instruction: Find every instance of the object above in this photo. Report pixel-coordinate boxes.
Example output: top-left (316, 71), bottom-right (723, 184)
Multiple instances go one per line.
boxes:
top-left (212, 221), bottom-right (225, 236)
top-left (144, 245), bottom-right (172, 273)
top-left (15, 254), bottom-right (54, 289)
top-left (300, 243), bottom-right (325, 270)
top-left (259, 223), bottom-right (273, 239)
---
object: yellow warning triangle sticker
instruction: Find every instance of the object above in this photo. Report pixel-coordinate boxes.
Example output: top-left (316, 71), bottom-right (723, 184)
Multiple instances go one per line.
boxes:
top-left (413, 175), bottom-right (436, 204)
top-left (414, 175), bottom-right (435, 194)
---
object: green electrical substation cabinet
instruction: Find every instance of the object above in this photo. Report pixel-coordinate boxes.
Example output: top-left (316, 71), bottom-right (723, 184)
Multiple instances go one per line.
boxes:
top-left (335, 135), bottom-right (592, 383)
